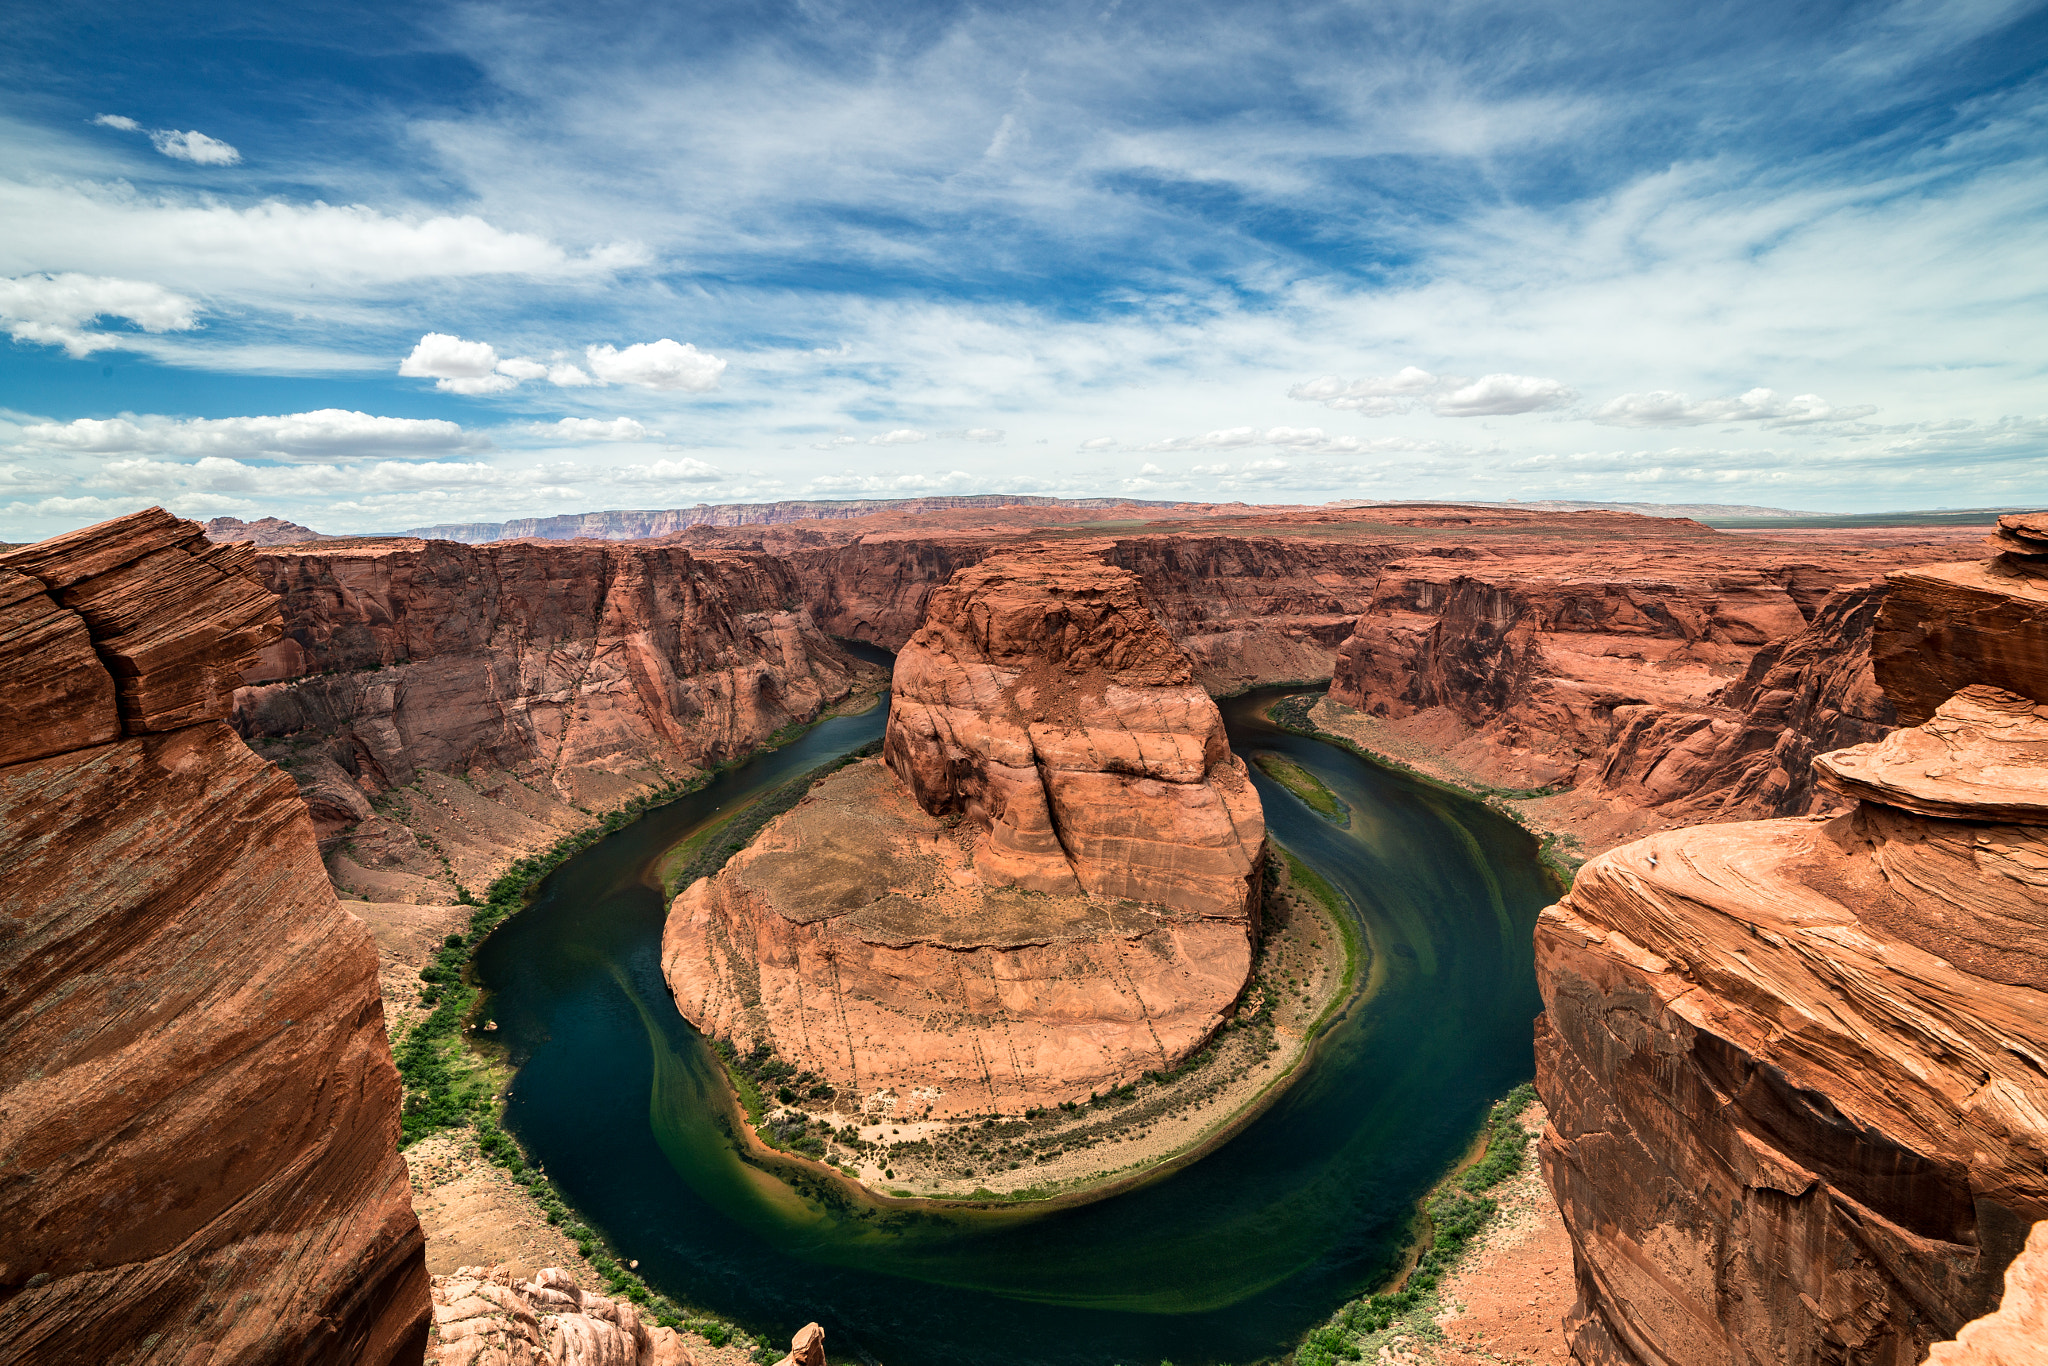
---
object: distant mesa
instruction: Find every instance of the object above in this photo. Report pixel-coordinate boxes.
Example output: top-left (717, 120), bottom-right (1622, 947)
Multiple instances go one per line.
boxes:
top-left (204, 514), bottom-right (333, 545)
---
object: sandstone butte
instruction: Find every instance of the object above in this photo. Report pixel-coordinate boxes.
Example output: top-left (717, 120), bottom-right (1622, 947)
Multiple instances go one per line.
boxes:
top-left (1532, 534), bottom-right (2048, 1365)
top-left (662, 546), bottom-right (1266, 1118)
top-left (0, 508), bottom-right (430, 1365)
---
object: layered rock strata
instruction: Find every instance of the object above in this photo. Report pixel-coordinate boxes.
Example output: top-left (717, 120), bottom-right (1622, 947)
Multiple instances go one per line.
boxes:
top-left (665, 549), bottom-right (1263, 1117)
top-left (231, 536), bottom-right (878, 827)
top-left (1533, 550), bottom-right (2048, 1366)
top-left (0, 508), bottom-right (429, 1365)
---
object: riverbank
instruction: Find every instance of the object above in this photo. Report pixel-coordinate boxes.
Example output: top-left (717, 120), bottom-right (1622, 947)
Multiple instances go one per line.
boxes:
top-left (1289, 1088), bottom-right (1574, 1366)
top-left (705, 841), bottom-right (1365, 1209)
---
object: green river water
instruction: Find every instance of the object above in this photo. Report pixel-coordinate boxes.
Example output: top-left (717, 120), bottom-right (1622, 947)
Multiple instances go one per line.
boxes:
top-left (471, 685), bottom-right (1552, 1366)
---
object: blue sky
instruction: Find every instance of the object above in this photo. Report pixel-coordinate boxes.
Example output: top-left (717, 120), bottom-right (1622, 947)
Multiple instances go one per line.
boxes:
top-left (2, 0), bottom-right (2045, 536)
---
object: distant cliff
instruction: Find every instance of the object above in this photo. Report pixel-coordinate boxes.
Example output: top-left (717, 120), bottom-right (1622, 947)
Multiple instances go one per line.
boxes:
top-left (400, 494), bottom-right (1191, 544)
top-left (0, 508), bottom-right (429, 1365)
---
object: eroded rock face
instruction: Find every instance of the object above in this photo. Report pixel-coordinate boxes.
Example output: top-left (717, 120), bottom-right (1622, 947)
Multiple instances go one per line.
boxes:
top-left (1330, 551), bottom-right (1918, 820)
top-left (1534, 551), bottom-right (2048, 1366)
top-left (232, 538), bottom-right (878, 810)
top-left (0, 508), bottom-right (429, 1366)
top-left (666, 761), bottom-right (1255, 1116)
top-left (428, 1266), bottom-right (695, 1366)
top-left (665, 548), bottom-right (1261, 1116)
top-left (1925, 1221), bottom-right (2048, 1366)
top-left (883, 547), bottom-right (1265, 916)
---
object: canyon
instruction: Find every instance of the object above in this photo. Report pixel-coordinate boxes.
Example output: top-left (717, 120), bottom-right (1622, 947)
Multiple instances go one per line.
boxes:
top-left (1532, 522), bottom-right (2048, 1365)
top-left (2, 496), bottom-right (2030, 1365)
top-left (663, 546), bottom-right (1266, 1120)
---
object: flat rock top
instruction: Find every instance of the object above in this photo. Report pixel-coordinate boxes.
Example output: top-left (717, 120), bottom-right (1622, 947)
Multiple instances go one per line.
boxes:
top-left (1816, 685), bottom-right (2048, 822)
top-left (732, 760), bottom-right (1190, 946)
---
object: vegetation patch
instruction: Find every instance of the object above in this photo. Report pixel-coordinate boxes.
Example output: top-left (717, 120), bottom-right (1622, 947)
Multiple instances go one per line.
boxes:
top-left (1252, 751), bottom-right (1348, 822)
top-left (1291, 1084), bottom-right (1539, 1366)
top-left (388, 770), bottom-right (786, 1363)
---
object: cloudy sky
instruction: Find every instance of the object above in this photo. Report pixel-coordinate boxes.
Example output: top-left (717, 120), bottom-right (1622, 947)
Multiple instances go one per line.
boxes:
top-left (2, 0), bottom-right (2044, 537)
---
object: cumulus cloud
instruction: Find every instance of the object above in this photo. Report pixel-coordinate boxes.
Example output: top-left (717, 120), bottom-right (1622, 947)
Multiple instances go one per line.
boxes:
top-left (0, 273), bottom-right (200, 356)
top-left (962, 427), bottom-right (1005, 442)
top-left (1079, 436), bottom-right (1118, 450)
top-left (149, 129), bottom-right (242, 166)
top-left (1591, 387), bottom-right (1878, 428)
top-left (402, 334), bottom-right (726, 396)
top-left (92, 114), bottom-right (141, 131)
top-left (585, 339), bottom-right (725, 391)
top-left (533, 417), bottom-right (655, 442)
top-left (869, 429), bottom-right (930, 445)
top-left (809, 434), bottom-right (858, 450)
top-left (397, 332), bottom-right (518, 393)
top-left (1428, 373), bottom-right (1577, 417)
top-left (604, 456), bottom-right (724, 485)
top-left (1290, 367), bottom-right (1572, 417)
top-left (14, 409), bottom-right (485, 460)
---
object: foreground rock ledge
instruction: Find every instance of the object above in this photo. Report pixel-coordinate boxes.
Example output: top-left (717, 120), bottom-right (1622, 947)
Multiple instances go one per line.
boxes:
top-left (0, 508), bottom-right (429, 1364)
top-left (1535, 551), bottom-right (2048, 1366)
top-left (664, 546), bottom-right (1263, 1120)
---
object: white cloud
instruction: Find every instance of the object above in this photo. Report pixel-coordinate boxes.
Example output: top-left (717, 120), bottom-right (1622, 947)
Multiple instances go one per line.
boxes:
top-left (1288, 367), bottom-right (1439, 412)
top-left (1591, 387), bottom-right (1879, 428)
top-left (535, 417), bottom-right (656, 442)
top-left (92, 115), bottom-right (141, 132)
top-left (1287, 367), bottom-right (1572, 417)
top-left (495, 357), bottom-right (550, 381)
top-left (548, 363), bottom-right (597, 386)
top-left (962, 427), bottom-right (1005, 442)
top-left (0, 273), bottom-right (200, 356)
top-left (149, 129), bottom-right (241, 166)
top-left (585, 339), bottom-right (725, 391)
top-left (1138, 424), bottom-right (1449, 455)
top-left (809, 434), bottom-right (858, 450)
top-left (13, 409), bottom-right (485, 460)
top-left (397, 332), bottom-right (521, 394)
top-left (1428, 373), bottom-right (1577, 417)
top-left (868, 428), bottom-right (930, 445)
top-left (1079, 436), bottom-right (1118, 449)
top-left (605, 456), bottom-right (724, 485)
top-left (0, 181), bottom-right (647, 292)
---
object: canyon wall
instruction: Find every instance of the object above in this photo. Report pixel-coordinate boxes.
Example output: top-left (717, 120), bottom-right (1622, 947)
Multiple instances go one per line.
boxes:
top-left (0, 508), bottom-right (429, 1365)
top-left (1326, 547), bottom-right (1929, 826)
top-left (1533, 542), bottom-right (2048, 1366)
top-left (230, 538), bottom-right (879, 853)
top-left (664, 547), bottom-right (1263, 1116)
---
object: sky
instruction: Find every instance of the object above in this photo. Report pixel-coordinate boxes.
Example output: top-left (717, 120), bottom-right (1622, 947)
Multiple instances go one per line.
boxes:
top-left (1, 0), bottom-right (2045, 538)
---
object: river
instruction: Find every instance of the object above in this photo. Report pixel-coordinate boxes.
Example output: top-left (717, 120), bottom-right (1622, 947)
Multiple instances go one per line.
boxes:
top-left (471, 684), bottom-right (1552, 1366)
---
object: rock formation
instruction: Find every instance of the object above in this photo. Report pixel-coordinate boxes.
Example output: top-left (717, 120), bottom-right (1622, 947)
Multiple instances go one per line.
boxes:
top-left (204, 514), bottom-right (330, 545)
top-left (1925, 1221), bottom-right (2047, 1366)
top-left (231, 536), bottom-right (879, 814)
top-left (0, 508), bottom-right (429, 1365)
top-left (428, 1266), bottom-right (697, 1366)
top-left (1325, 547), bottom-right (1946, 830)
top-left (1532, 542), bottom-right (2048, 1366)
top-left (883, 547), bottom-right (1265, 914)
top-left (665, 548), bottom-right (1263, 1117)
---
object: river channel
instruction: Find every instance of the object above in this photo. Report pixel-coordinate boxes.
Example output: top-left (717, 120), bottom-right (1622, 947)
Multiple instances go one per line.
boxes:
top-left (471, 684), bottom-right (1553, 1366)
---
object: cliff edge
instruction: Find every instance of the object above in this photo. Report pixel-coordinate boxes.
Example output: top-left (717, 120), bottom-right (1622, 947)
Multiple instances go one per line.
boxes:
top-left (1533, 531), bottom-right (2048, 1365)
top-left (0, 508), bottom-right (430, 1365)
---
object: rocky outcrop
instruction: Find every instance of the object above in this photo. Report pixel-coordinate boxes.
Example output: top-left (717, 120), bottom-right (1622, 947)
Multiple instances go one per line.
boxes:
top-left (1873, 555), bottom-right (2048, 725)
top-left (664, 547), bottom-right (1262, 1117)
top-left (1328, 548), bottom-right (1941, 824)
top-left (884, 547), bottom-right (1265, 916)
top-left (428, 1266), bottom-right (696, 1366)
top-left (1533, 549), bottom-right (2048, 1366)
top-left (231, 538), bottom-right (879, 814)
top-left (0, 508), bottom-right (429, 1365)
top-left (205, 514), bottom-right (330, 545)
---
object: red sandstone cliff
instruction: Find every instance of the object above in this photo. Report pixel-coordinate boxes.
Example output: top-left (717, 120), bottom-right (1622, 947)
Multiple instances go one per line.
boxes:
top-left (231, 536), bottom-right (879, 818)
top-left (1532, 541), bottom-right (2048, 1366)
top-left (1326, 546), bottom-right (1943, 829)
top-left (663, 547), bottom-right (1262, 1116)
top-left (0, 508), bottom-right (429, 1365)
